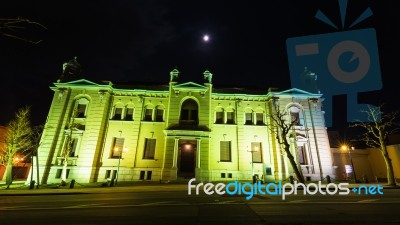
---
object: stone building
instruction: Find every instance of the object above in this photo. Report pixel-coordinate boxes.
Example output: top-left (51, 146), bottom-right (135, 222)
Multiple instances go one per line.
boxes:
top-left (34, 67), bottom-right (334, 184)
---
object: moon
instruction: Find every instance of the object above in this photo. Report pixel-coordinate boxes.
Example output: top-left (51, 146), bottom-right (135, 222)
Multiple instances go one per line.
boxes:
top-left (203, 34), bottom-right (210, 42)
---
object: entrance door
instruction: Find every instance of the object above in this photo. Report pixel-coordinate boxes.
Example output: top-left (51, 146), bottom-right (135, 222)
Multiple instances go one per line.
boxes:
top-left (178, 140), bottom-right (197, 178)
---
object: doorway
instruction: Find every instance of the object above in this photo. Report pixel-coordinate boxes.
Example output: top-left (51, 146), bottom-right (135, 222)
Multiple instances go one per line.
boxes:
top-left (178, 139), bottom-right (197, 178)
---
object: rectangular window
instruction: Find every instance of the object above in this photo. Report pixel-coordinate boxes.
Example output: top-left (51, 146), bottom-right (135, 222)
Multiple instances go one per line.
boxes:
top-left (215, 111), bottom-right (224, 124)
top-left (256, 113), bottom-right (264, 125)
top-left (68, 138), bottom-right (78, 157)
top-left (111, 137), bottom-right (124, 158)
top-left (251, 142), bottom-right (262, 163)
top-left (139, 171), bottom-right (145, 180)
top-left (146, 171), bottom-right (152, 180)
top-left (221, 173), bottom-right (226, 178)
top-left (105, 170), bottom-right (111, 179)
top-left (220, 141), bottom-right (232, 162)
top-left (245, 112), bottom-right (253, 125)
top-left (155, 109), bottom-right (164, 122)
top-left (113, 107), bottom-right (122, 120)
top-left (266, 167), bottom-right (272, 175)
top-left (76, 104), bottom-right (86, 118)
top-left (143, 138), bottom-right (156, 159)
top-left (144, 109), bottom-right (153, 121)
top-left (228, 173), bottom-right (232, 178)
top-left (125, 108), bottom-right (134, 120)
top-left (226, 112), bottom-right (234, 124)
top-left (56, 169), bottom-right (62, 178)
top-left (298, 146), bottom-right (307, 165)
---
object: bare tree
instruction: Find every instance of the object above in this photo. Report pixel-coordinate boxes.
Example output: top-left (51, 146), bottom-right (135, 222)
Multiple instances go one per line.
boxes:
top-left (1, 106), bottom-right (33, 186)
top-left (267, 98), bottom-right (305, 184)
top-left (350, 105), bottom-right (399, 186)
top-left (29, 125), bottom-right (44, 187)
top-left (0, 126), bottom-right (7, 166)
top-left (0, 17), bottom-right (46, 44)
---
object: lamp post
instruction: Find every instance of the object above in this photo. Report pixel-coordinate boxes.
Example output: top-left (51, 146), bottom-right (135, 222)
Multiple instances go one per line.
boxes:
top-left (247, 145), bottom-right (259, 181)
top-left (115, 147), bottom-right (127, 185)
top-left (341, 145), bottom-right (357, 183)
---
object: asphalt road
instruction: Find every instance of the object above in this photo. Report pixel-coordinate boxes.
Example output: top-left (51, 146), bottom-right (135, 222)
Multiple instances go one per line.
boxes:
top-left (0, 185), bottom-right (399, 225)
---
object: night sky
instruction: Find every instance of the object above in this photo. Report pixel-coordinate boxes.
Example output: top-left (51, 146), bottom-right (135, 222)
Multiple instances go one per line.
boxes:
top-left (1, 0), bottom-right (398, 137)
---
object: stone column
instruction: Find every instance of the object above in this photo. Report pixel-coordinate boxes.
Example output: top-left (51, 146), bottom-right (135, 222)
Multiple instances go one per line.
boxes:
top-left (172, 138), bottom-right (179, 168)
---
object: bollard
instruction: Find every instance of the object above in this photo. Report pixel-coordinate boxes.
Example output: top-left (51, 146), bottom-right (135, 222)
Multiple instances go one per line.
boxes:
top-left (29, 180), bottom-right (36, 189)
top-left (326, 175), bottom-right (331, 184)
top-left (69, 179), bottom-right (76, 189)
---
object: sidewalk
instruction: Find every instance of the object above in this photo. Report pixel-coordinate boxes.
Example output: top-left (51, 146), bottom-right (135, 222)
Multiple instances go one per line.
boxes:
top-left (1, 179), bottom-right (398, 196)
top-left (0, 180), bottom-right (190, 196)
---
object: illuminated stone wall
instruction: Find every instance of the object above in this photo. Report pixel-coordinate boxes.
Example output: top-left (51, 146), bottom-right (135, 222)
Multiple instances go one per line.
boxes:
top-left (37, 71), bottom-right (334, 184)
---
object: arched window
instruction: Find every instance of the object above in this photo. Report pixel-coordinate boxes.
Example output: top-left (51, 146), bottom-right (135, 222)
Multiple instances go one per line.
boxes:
top-left (74, 98), bottom-right (89, 118)
top-left (255, 109), bottom-right (265, 125)
top-left (289, 106), bottom-right (302, 126)
top-left (155, 105), bottom-right (165, 122)
top-left (180, 99), bottom-right (198, 125)
top-left (125, 104), bottom-right (135, 121)
top-left (226, 108), bottom-right (235, 124)
top-left (143, 105), bottom-right (154, 121)
top-left (112, 103), bottom-right (124, 120)
top-left (215, 107), bottom-right (224, 124)
top-left (244, 108), bottom-right (253, 125)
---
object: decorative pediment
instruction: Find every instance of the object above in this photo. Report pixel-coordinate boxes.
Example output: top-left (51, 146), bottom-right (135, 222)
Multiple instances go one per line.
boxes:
top-left (173, 82), bottom-right (208, 91)
top-left (276, 88), bottom-right (320, 97)
top-left (61, 79), bottom-right (100, 86)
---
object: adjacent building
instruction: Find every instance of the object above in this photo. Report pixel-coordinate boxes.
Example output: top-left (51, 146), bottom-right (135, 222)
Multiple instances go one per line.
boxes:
top-left (33, 67), bottom-right (334, 184)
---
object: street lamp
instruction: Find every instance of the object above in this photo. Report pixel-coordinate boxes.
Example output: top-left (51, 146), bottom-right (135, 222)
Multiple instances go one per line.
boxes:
top-left (247, 145), bottom-right (259, 181)
top-left (115, 147), bottom-right (128, 185)
top-left (341, 145), bottom-right (357, 183)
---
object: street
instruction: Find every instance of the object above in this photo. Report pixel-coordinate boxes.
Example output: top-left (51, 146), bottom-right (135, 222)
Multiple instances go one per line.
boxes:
top-left (0, 184), bottom-right (399, 225)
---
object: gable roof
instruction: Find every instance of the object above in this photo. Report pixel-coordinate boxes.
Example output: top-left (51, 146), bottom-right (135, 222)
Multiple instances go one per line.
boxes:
top-left (60, 79), bottom-right (100, 86)
top-left (270, 88), bottom-right (322, 98)
top-left (173, 82), bottom-right (208, 90)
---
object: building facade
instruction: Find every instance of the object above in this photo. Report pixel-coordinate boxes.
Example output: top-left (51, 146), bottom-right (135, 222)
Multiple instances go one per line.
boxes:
top-left (34, 69), bottom-right (334, 184)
